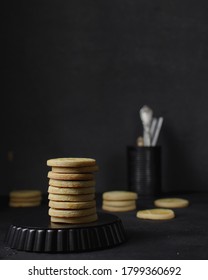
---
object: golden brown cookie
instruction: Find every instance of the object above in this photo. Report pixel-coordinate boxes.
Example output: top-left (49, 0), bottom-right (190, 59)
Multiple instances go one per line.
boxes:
top-left (49, 200), bottom-right (96, 209)
top-left (49, 179), bottom-right (96, 188)
top-left (9, 190), bottom-right (42, 199)
top-left (50, 213), bottom-right (98, 224)
top-left (103, 191), bottom-right (138, 201)
top-left (48, 193), bottom-right (95, 202)
top-left (102, 200), bottom-right (136, 207)
top-left (49, 207), bottom-right (96, 217)
top-left (136, 208), bottom-right (175, 220)
top-left (9, 201), bottom-right (41, 207)
top-left (48, 186), bottom-right (95, 195)
top-left (154, 198), bottom-right (189, 208)
top-left (47, 158), bottom-right (96, 167)
top-left (47, 171), bottom-right (94, 181)
top-left (102, 204), bottom-right (136, 212)
top-left (52, 165), bottom-right (99, 174)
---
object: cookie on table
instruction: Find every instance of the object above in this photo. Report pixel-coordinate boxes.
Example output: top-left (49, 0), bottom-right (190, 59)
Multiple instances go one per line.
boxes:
top-left (9, 190), bottom-right (42, 207)
top-left (9, 190), bottom-right (42, 199)
top-left (47, 171), bottom-right (94, 181)
top-left (154, 198), bottom-right (189, 208)
top-left (47, 158), bottom-right (96, 167)
top-left (9, 201), bottom-right (41, 207)
top-left (136, 208), bottom-right (175, 220)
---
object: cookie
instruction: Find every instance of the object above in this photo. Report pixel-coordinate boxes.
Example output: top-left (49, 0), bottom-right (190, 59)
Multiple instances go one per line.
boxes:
top-left (103, 191), bottom-right (138, 201)
top-left (50, 213), bottom-right (98, 224)
top-left (9, 190), bottom-right (41, 199)
top-left (102, 204), bottom-right (136, 212)
top-left (49, 207), bottom-right (96, 217)
top-left (10, 196), bottom-right (42, 202)
top-left (48, 193), bottom-right (95, 202)
top-left (49, 179), bottom-right (96, 188)
top-left (136, 208), bottom-right (175, 220)
top-left (102, 200), bottom-right (136, 207)
top-left (154, 198), bottom-right (189, 208)
top-left (48, 186), bottom-right (95, 195)
top-left (52, 165), bottom-right (99, 174)
top-left (9, 201), bottom-right (41, 207)
top-left (49, 200), bottom-right (96, 209)
top-left (47, 171), bottom-right (94, 181)
top-left (47, 158), bottom-right (96, 167)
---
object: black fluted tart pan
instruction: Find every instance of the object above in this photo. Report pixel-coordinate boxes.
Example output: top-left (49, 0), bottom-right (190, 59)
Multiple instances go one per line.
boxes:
top-left (4, 212), bottom-right (126, 253)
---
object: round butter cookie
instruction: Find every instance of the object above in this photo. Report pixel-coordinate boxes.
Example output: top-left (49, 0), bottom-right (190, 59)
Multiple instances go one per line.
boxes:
top-left (50, 213), bottom-right (98, 224)
top-left (48, 186), bottom-right (95, 195)
top-left (10, 196), bottom-right (42, 202)
top-left (48, 171), bottom-right (94, 181)
top-left (47, 158), bottom-right (96, 167)
top-left (9, 190), bottom-right (41, 199)
top-left (49, 179), bottom-right (96, 188)
top-left (154, 198), bottom-right (189, 208)
top-left (102, 204), bottom-right (136, 212)
top-left (136, 208), bottom-right (175, 220)
top-left (49, 200), bottom-right (96, 210)
top-left (48, 193), bottom-right (95, 202)
top-left (103, 200), bottom-right (136, 207)
top-left (103, 191), bottom-right (138, 201)
top-left (9, 201), bottom-right (41, 207)
top-left (49, 207), bottom-right (96, 218)
top-left (52, 165), bottom-right (99, 174)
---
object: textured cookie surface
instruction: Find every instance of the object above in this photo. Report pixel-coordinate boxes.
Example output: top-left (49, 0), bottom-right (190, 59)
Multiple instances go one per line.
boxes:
top-left (103, 191), bottom-right (138, 201)
top-left (9, 201), bottom-right (41, 207)
top-left (154, 198), bottom-right (189, 208)
top-left (48, 171), bottom-right (94, 181)
top-left (49, 200), bottom-right (96, 209)
top-left (49, 207), bottom-right (96, 217)
top-left (102, 204), bottom-right (136, 212)
top-left (47, 158), bottom-right (96, 167)
top-left (49, 179), bottom-right (96, 188)
top-left (136, 208), bottom-right (175, 220)
top-left (9, 190), bottom-right (41, 198)
top-left (103, 200), bottom-right (136, 207)
top-left (52, 165), bottom-right (99, 174)
top-left (48, 193), bottom-right (95, 202)
top-left (48, 186), bottom-right (95, 195)
top-left (51, 213), bottom-right (98, 224)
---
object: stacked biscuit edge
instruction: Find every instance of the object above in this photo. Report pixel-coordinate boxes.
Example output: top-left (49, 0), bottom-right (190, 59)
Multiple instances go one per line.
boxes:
top-left (47, 157), bottom-right (98, 224)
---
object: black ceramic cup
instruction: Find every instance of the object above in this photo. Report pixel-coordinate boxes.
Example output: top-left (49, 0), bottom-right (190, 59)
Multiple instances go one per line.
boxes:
top-left (127, 146), bottom-right (161, 195)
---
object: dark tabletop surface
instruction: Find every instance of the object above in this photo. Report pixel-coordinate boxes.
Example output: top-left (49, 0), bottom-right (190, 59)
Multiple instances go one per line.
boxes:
top-left (0, 193), bottom-right (208, 260)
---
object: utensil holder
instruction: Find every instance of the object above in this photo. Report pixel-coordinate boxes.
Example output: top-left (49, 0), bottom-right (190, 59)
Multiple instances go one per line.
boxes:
top-left (127, 146), bottom-right (161, 195)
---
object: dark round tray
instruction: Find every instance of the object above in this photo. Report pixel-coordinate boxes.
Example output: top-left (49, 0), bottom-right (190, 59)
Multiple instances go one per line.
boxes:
top-left (4, 212), bottom-right (126, 253)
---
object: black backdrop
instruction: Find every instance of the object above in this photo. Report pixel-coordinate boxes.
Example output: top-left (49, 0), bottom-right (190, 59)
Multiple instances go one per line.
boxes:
top-left (2, 0), bottom-right (208, 194)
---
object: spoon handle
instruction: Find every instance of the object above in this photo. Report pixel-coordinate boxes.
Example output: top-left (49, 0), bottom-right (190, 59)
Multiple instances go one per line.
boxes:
top-left (151, 117), bottom-right (163, 146)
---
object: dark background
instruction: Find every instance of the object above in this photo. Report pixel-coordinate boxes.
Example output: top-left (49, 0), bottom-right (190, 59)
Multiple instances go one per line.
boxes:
top-left (2, 0), bottom-right (208, 195)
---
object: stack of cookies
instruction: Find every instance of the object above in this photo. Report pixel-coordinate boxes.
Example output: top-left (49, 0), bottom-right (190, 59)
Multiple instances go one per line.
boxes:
top-left (47, 157), bottom-right (99, 224)
top-left (102, 191), bottom-right (138, 212)
top-left (9, 190), bottom-right (42, 207)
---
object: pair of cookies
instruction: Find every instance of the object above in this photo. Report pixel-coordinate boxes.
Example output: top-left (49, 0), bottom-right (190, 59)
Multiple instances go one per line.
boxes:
top-left (47, 157), bottom-right (98, 224)
top-left (136, 197), bottom-right (189, 220)
top-left (102, 191), bottom-right (138, 212)
top-left (9, 190), bottom-right (42, 207)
